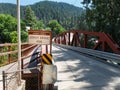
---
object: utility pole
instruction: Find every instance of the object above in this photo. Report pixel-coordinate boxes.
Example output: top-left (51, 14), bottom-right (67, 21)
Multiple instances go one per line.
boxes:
top-left (17, 0), bottom-right (21, 85)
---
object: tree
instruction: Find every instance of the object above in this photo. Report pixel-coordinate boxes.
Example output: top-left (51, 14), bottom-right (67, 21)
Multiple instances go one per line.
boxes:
top-left (10, 31), bottom-right (17, 43)
top-left (0, 14), bottom-right (17, 43)
top-left (82, 0), bottom-right (120, 44)
top-left (24, 6), bottom-right (37, 29)
top-left (0, 2), bottom-right (84, 30)
top-left (36, 20), bottom-right (45, 29)
top-left (0, 14), bottom-right (28, 43)
top-left (76, 13), bottom-right (88, 30)
top-left (47, 20), bottom-right (65, 37)
top-left (21, 30), bottom-right (28, 42)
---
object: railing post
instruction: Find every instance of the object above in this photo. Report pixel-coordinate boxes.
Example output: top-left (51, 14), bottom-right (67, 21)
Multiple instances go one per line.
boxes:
top-left (64, 34), bottom-right (66, 45)
top-left (21, 58), bottom-right (23, 75)
top-left (2, 71), bottom-right (6, 90)
top-left (68, 32), bottom-right (70, 45)
top-left (84, 34), bottom-right (88, 48)
top-left (59, 37), bottom-right (61, 44)
top-left (8, 46), bottom-right (11, 64)
top-left (74, 33), bottom-right (77, 46)
top-left (38, 70), bottom-right (40, 90)
top-left (102, 41), bottom-right (106, 51)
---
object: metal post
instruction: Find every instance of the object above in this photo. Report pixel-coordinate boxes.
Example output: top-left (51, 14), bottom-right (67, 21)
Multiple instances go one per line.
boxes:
top-left (68, 32), bottom-right (70, 45)
top-left (84, 34), bottom-right (87, 48)
top-left (64, 34), bottom-right (66, 45)
top-left (74, 33), bottom-right (77, 46)
top-left (8, 46), bottom-right (11, 63)
top-left (17, 0), bottom-right (21, 85)
top-left (2, 71), bottom-right (6, 90)
top-left (38, 70), bottom-right (40, 90)
top-left (102, 41), bottom-right (106, 51)
top-left (60, 36), bottom-right (61, 44)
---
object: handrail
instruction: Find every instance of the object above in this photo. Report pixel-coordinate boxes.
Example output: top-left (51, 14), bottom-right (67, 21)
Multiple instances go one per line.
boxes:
top-left (21, 44), bottom-right (36, 52)
top-left (21, 51), bottom-right (41, 68)
top-left (55, 44), bottom-right (120, 64)
top-left (0, 43), bottom-right (38, 66)
top-left (0, 44), bottom-right (37, 56)
top-left (0, 43), bottom-right (27, 47)
top-left (21, 52), bottom-right (40, 60)
top-left (0, 50), bottom-right (18, 56)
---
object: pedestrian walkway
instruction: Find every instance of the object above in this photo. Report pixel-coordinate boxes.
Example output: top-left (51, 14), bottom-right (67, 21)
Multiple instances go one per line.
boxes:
top-left (0, 62), bottom-right (18, 89)
top-left (0, 46), bottom-right (41, 90)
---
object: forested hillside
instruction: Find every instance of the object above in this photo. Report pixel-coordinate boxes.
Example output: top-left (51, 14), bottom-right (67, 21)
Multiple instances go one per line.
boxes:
top-left (0, 1), bottom-right (84, 29)
top-left (0, 1), bottom-right (85, 43)
top-left (31, 1), bottom-right (83, 29)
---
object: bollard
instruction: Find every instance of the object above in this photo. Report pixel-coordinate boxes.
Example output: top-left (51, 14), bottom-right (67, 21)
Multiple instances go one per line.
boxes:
top-left (43, 65), bottom-right (57, 84)
top-left (41, 54), bottom-right (57, 90)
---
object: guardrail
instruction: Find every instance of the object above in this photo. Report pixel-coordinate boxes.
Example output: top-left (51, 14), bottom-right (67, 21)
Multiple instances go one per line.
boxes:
top-left (2, 70), bottom-right (21, 90)
top-left (21, 46), bottom-right (41, 76)
top-left (55, 44), bottom-right (120, 65)
top-left (0, 43), bottom-right (38, 66)
top-left (54, 30), bottom-right (120, 54)
top-left (2, 66), bottom-right (40, 90)
top-left (1, 43), bottom-right (40, 90)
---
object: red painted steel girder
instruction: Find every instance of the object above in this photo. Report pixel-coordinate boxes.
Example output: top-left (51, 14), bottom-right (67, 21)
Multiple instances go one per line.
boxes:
top-left (54, 30), bottom-right (120, 54)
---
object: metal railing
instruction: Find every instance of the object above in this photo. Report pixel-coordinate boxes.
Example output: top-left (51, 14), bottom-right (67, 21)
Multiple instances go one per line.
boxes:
top-left (0, 43), bottom-right (39, 90)
top-left (0, 43), bottom-right (37, 66)
top-left (2, 70), bottom-right (20, 90)
top-left (54, 30), bottom-right (120, 54)
top-left (2, 66), bottom-right (42, 90)
top-left (55, 44), bottom-right (120, 65)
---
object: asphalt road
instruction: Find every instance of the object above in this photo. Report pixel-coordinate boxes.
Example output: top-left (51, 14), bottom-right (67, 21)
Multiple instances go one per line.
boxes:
top-left (52, 45), bottom-right (120, 90)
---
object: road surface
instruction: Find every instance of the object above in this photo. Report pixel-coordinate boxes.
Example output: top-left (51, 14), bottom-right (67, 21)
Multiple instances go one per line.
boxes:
top-left (52, 45), bottom-right (120, 90)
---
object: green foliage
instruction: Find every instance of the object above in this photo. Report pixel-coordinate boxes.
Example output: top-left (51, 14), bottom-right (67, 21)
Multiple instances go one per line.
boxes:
top-left (1, 29), bottom-right (11, 43)
top-left (0, 14), bottom-right (28, 43)
top-left (0, 1), bottom-right (83, 30)
top-left (31, 1), bottom-right (83, 30)
top-left (0, 14), bottom-right (17, 31)
top-left (0, 14), bottom-right (17, 43)
top-left (24, 6), bottom-right (37, 29)
top-left (10, 31), bottom-right (17, 43)
top-left (48, 20), bottom-right (65, 37)
top-left (0, 3), bottom-right (17, 18)
top-left (21, 30), bottom-right (28, 42)
top-left (76, 12), bottom-right (88, 30)
top-left (0, 55), bottom-right (8, 65)
top-left (36, 20), bottom-right (45, 29)
top-left (0, 1), bottom-right (85, 43)
top-left (83, 0), bottom-right (120, 44)
top-left (21, 20), bottom-right (26, 31)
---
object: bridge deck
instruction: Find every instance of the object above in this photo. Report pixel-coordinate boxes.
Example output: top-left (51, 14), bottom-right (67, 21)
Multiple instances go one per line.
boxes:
top-left (1, 45), bottom-right (120, 90)
top-left (53, 45), bottom-right (120, 90)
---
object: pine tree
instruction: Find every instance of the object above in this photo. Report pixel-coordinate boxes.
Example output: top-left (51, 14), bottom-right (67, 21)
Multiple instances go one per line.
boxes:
top-left (24, 6), bottom-right (37, 29)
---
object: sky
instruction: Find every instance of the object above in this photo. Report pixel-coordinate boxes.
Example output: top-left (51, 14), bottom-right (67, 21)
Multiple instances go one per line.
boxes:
top-left (0, 0), bottom-right (83, 8)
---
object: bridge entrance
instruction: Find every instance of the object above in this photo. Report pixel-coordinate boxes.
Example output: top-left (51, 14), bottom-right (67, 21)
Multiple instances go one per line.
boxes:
top-left (22, 30), bottom-right (53, 90)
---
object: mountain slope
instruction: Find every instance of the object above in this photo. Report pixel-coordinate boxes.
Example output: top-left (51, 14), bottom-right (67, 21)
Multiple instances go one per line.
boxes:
top-left (0, 1), bottom-right (84, 29)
